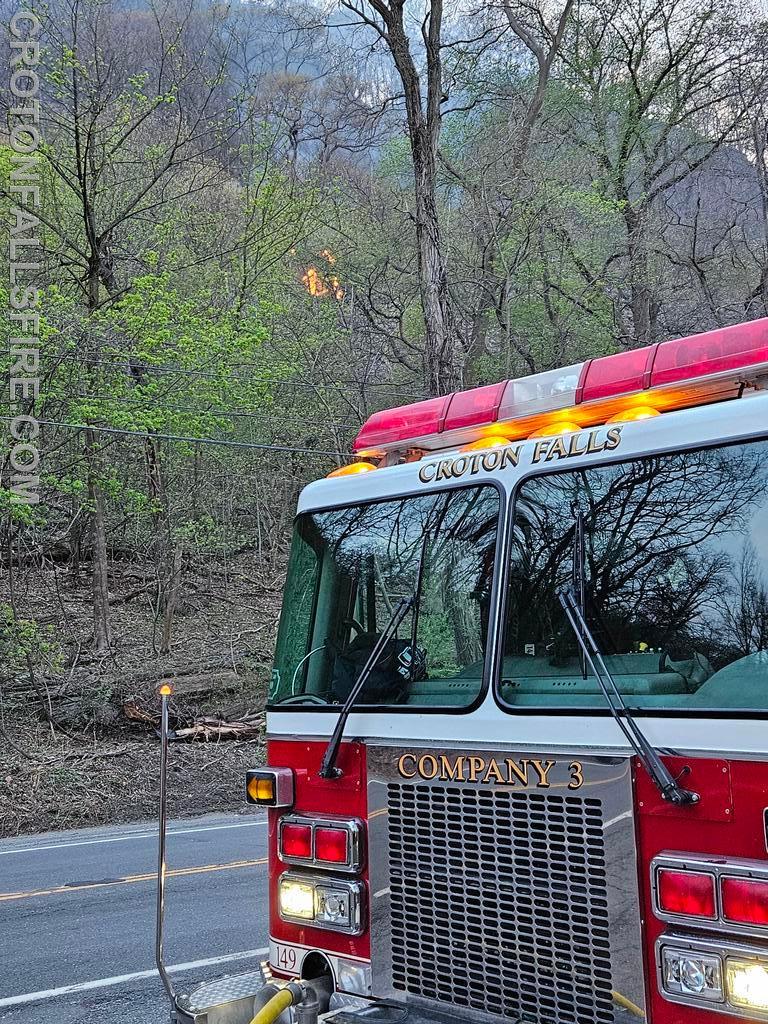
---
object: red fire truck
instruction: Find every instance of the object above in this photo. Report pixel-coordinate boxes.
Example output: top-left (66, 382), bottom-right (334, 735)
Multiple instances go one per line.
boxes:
top-left (156, 316), bottom-right (768, 1024)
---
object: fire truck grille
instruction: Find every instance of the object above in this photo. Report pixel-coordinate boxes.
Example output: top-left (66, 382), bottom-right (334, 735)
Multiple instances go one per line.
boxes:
top-left (387, 783), bottom-right (614, 1024)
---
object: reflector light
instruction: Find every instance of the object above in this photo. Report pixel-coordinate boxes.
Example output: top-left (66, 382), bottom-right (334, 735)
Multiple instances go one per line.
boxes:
top-left (326, 462), bottom-right (376, 478)
top-left (353, 395), bottom-right (450, 452)
top-left (281, 822), bottom-right (312, 859)
top-left (315, 827), bottom-right (349, 864)
top-left (651, 318), bottom-right (768, 388)
top-left (722, 877), bottom-right (768, 927)
top-left (460, 435), bottom-right (511, 452)
top-left (579, 346), bottom-right (656, 403)
top-left (443, 382), bottom-right (505, 432)
top-left (658, 869), bottom-right (717, 919)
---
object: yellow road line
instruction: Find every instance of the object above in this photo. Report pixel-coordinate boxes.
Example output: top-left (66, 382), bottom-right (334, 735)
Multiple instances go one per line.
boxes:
top-left (0, 857), bottom-right (268, 903)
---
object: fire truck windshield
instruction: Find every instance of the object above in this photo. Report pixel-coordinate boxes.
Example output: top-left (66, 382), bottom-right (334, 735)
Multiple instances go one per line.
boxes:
top-left (500, 435), bottom-right (768, 712)
top-left (269, 484), bottom-right (500, 707)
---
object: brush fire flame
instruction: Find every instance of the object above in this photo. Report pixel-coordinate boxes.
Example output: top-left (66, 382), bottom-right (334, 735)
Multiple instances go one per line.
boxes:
top-left (302, 250), bottom-right (344, 300)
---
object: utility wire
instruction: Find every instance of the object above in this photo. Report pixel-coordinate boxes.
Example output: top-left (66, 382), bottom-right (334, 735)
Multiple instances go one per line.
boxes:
top-left (72, 393), bottom-right (363, 431)
top-left (0, 417), bottom-right (348, 457)
top-left (50, 355), bottom-right (425, 399)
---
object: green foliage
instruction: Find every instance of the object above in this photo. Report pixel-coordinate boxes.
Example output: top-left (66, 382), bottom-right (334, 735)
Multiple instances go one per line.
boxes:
top-left (0, 604), bottom-right (62, 679)
top-left (0, 488), bottom-right (44, 527)
top-left (419, 612), bottom-right (461, 678)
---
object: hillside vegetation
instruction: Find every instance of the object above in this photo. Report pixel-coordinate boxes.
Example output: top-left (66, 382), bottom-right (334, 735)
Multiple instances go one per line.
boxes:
top-left (1, 0), bottom-right (768, 833)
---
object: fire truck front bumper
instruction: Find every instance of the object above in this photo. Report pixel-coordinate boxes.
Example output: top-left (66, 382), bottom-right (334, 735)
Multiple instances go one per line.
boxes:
top-left (170, 963), bottom-right (644, 1024)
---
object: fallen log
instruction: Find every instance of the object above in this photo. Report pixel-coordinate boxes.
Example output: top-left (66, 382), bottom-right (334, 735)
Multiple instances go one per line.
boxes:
top-left (171, 713), bottom-right (265, 742)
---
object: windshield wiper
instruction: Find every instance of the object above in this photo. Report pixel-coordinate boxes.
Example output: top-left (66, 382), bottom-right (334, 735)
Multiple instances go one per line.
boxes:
top-left (558, 587), bottom-right (699, 806)
top-left (319, 596), bottom-right (414, 780)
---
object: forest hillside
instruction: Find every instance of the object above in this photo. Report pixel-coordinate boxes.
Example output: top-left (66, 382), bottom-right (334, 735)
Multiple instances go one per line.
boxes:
top-left (2, 0), bottom-right (768, 833)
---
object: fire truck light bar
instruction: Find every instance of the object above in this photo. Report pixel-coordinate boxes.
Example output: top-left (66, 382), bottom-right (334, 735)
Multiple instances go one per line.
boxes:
top-left (353, 317), bottom-right (768, 454)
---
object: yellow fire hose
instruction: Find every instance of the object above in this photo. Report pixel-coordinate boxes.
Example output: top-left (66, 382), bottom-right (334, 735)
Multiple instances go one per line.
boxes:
top-left (249, 988), bottom-right (295, 1024)
top-left (249, 980), bottom-right (315, 1024)
top-left (612, 989), bottom-right (646, 1018)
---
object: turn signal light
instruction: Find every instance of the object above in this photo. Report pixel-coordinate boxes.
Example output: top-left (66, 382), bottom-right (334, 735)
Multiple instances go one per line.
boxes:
top-left (722, 877), bottom-right (768, 927)
top-left (658, 869), bottom-right (717, 919)
top-left (245, 767), bottom-right (294, 808)
top-left (281, 822), bottom-right (312, 859)
top-left (315, 827), bottom-right (349, 864)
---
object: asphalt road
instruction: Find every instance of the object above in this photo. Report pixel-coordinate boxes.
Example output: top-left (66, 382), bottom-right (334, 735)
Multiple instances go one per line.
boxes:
top-left (0, 812), bottom-right (270, 1023)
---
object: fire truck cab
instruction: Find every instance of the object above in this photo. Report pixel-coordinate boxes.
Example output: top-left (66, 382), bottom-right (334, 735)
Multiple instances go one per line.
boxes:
top-left (161, 317), bottom-right (768, 1024)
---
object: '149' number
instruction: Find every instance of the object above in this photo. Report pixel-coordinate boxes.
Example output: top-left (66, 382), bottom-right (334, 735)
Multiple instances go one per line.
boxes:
top-left (275, 944), bottom-right (298, 971)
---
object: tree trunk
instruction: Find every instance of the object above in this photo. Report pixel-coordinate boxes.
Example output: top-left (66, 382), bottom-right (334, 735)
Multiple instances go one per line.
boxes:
top-left (414, 144), bottom-right (458, 394)
top-left (624, 205), bottom-right (655, 347)
top-left (378, 0), bottom-right (462, 396)
top-left (160, 537), bottom-right (183, 655)
top-left (86, 430), bottom-right (110, 656)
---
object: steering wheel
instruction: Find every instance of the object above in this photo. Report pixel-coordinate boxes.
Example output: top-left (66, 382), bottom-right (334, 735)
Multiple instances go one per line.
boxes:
top-left (343, 617), bottom-right (365, 636)
top-left (278, 693), bottom-right (329, 706)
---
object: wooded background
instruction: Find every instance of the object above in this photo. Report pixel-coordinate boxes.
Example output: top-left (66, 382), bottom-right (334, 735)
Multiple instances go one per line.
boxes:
top-left (1, 0), bottom-right (767, 827)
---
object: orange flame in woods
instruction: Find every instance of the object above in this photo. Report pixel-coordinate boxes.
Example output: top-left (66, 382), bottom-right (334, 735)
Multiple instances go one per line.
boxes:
top-left (302, 250), bottom-right (344, 300)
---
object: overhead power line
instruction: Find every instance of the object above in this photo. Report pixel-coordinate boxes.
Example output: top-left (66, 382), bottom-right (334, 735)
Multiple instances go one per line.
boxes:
top-left (51, 355), bottom-right (425, 399)
top-left (73, 393), bottom-right (363, 431)
top-left (0, 417), bottom-right (348, 457)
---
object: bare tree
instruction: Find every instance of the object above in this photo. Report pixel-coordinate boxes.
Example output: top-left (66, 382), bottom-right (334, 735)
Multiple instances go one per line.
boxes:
top-left (16, 0), bottom-right (241, 653)
top-left (560, 0), bottom-right (763, 347)
top-left (339, 0), bottom-right (462, 394)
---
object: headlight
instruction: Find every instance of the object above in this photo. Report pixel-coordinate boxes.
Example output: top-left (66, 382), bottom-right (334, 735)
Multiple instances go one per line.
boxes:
top-left (278, 877), bottom-right (315, 920)
top-left (661, 946), bottom-right (723, 1002)
top-left (277, 872), bottom-right (365, 934)
top-left (727, 960), bottom-right (768, 1013)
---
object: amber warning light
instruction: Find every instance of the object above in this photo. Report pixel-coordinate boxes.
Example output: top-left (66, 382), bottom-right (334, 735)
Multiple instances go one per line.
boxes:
top-left (245, 767), bottom-right (294, 808)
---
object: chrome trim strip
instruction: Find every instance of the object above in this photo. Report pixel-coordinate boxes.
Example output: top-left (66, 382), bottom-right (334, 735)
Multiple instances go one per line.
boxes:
top-left (265, 730), bottom-right (768, 762)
